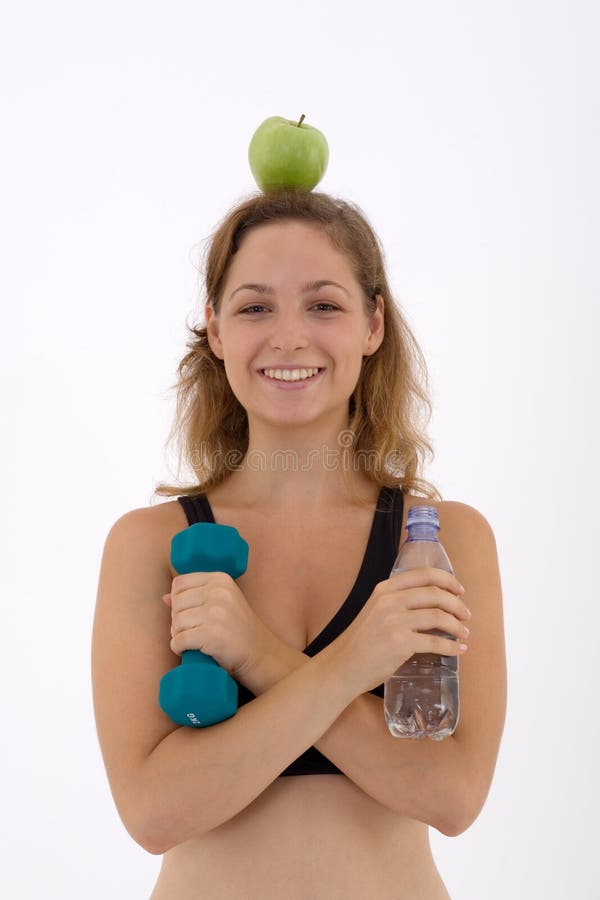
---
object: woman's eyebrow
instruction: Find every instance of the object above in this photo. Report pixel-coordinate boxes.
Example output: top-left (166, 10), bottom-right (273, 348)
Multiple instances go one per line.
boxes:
top-left (229, 280), bottom-right (349, 301)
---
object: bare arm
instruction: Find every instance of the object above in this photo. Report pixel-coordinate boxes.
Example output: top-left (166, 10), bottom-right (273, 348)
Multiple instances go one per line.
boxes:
top-left (91, 507), bottom-right (359, 856)
top-left (241, 643), bottom-right (464, 837)
top-left (140, 641), bottom-right (357, 854)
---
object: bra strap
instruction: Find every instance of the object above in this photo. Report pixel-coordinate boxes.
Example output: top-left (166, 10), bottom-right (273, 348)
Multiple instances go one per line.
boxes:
top-left (176, 494), bottom-right (208, 526)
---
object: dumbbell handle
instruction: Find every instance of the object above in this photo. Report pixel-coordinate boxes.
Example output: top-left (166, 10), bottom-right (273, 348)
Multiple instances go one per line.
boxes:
top-left (179, 649), bottom-right (224, 667)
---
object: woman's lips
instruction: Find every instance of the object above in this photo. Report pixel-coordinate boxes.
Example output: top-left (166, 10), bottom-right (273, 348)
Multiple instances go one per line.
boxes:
top-left (257, 368), bottom-right (326, 391)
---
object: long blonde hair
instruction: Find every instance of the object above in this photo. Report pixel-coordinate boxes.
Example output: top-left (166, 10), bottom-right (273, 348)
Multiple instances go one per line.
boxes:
top-left (154, 188), bottom-right (442, 508)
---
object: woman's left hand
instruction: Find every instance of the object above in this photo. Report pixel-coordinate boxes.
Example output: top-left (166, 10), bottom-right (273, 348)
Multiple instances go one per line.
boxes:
top-left (162, 571), bottom-right (278, 683)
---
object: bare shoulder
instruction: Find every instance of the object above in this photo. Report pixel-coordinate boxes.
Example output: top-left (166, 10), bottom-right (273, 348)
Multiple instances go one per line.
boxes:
top-left (436, 498), bottom-right (493, 522)
top-left (400, 495), bottom-right (496, 549)
top-left (434, 500), bottom-right (497, 554)
top-left (109, 499), bottom-right (191, 578)
top-left (115, 497), bottom-right (189, 530)
top-left (406, 495), bottom-right (491, 522)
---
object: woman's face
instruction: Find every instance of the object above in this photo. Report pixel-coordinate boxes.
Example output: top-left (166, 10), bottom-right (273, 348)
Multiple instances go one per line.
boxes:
top-left (206, 220), bottom-right (384, 430)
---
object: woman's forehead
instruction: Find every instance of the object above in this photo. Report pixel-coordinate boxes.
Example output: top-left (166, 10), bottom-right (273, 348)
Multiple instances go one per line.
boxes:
top-left (228, 222), bottom-right (355, 283)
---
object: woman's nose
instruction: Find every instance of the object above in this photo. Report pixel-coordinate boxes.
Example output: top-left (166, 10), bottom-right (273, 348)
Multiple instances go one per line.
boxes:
top-left (268, 310), bottom-right (310, 350)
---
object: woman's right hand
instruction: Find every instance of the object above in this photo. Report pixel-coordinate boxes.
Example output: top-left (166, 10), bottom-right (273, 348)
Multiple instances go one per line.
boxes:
top-left (331, 566), bottom-right (471, 695)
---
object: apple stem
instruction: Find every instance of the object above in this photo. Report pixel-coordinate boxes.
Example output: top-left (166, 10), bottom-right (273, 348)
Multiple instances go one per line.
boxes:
top-left (297, 114), bottom-right (305, 127)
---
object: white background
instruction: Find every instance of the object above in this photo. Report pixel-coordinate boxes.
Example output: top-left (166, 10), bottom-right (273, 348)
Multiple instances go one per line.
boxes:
top-left (2, 1), bottom-right (598, 897)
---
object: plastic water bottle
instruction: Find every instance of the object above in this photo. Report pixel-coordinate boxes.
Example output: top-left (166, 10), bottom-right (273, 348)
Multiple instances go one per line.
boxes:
top-left (384, 505), bottom-right (460, 740)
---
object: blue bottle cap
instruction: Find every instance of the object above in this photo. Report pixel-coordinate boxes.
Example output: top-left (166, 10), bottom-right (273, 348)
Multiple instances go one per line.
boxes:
top-left (406, 505), bottom-right (439, 528)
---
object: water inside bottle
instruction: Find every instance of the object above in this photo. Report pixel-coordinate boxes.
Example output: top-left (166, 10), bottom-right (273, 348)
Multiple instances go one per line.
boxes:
top-left (384, 639), bottom-right (459, 740)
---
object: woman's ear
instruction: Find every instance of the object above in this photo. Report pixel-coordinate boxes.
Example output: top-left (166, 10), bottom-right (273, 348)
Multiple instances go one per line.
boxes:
top-left (205, 304), bottom-right (224, 360)
top-left (363, 294), bottom-right (385, 357)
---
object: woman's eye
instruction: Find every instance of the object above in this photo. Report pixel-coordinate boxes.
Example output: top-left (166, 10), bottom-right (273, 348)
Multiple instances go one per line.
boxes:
top-left (239, 305), bottom-right (267, 314)
top-left (239, 303), bottom-right (339, 315)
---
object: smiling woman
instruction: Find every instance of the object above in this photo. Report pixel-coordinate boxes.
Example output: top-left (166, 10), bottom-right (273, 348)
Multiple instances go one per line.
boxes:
top-left (91, 187), bottom-right (506, 900)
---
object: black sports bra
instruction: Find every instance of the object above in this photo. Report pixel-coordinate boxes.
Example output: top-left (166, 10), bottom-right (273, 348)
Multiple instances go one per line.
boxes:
top-left (176, 485), bottom-right (405, 777)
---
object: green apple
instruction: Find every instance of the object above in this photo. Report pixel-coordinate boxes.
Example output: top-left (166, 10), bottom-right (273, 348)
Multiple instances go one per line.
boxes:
top-left (248, 114), bottom-right (329, 192)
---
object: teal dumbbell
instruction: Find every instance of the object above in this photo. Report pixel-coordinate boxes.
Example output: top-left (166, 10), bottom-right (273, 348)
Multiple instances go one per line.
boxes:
top-left (158, 523), bottom-right (249, 727)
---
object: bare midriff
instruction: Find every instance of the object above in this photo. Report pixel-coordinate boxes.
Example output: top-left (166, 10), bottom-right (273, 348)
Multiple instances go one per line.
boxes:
top-left (150, 773), bottom-right (451, 900)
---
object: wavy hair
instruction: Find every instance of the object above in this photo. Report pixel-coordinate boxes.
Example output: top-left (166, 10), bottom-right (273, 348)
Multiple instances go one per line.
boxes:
top-left (154, 188), bottom-right (442, 508)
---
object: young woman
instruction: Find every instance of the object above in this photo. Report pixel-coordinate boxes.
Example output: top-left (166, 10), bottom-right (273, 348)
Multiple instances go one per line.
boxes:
top-left (92, 189), bottom-right (506, 899)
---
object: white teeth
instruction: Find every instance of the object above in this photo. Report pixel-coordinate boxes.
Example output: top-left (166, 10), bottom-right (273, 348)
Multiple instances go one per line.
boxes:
top-left (263, 367), bottom-right (320, 381)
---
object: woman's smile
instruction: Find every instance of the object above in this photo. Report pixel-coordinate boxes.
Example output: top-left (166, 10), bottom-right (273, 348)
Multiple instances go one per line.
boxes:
top-left (257, 367), bottom-right (327, 391)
